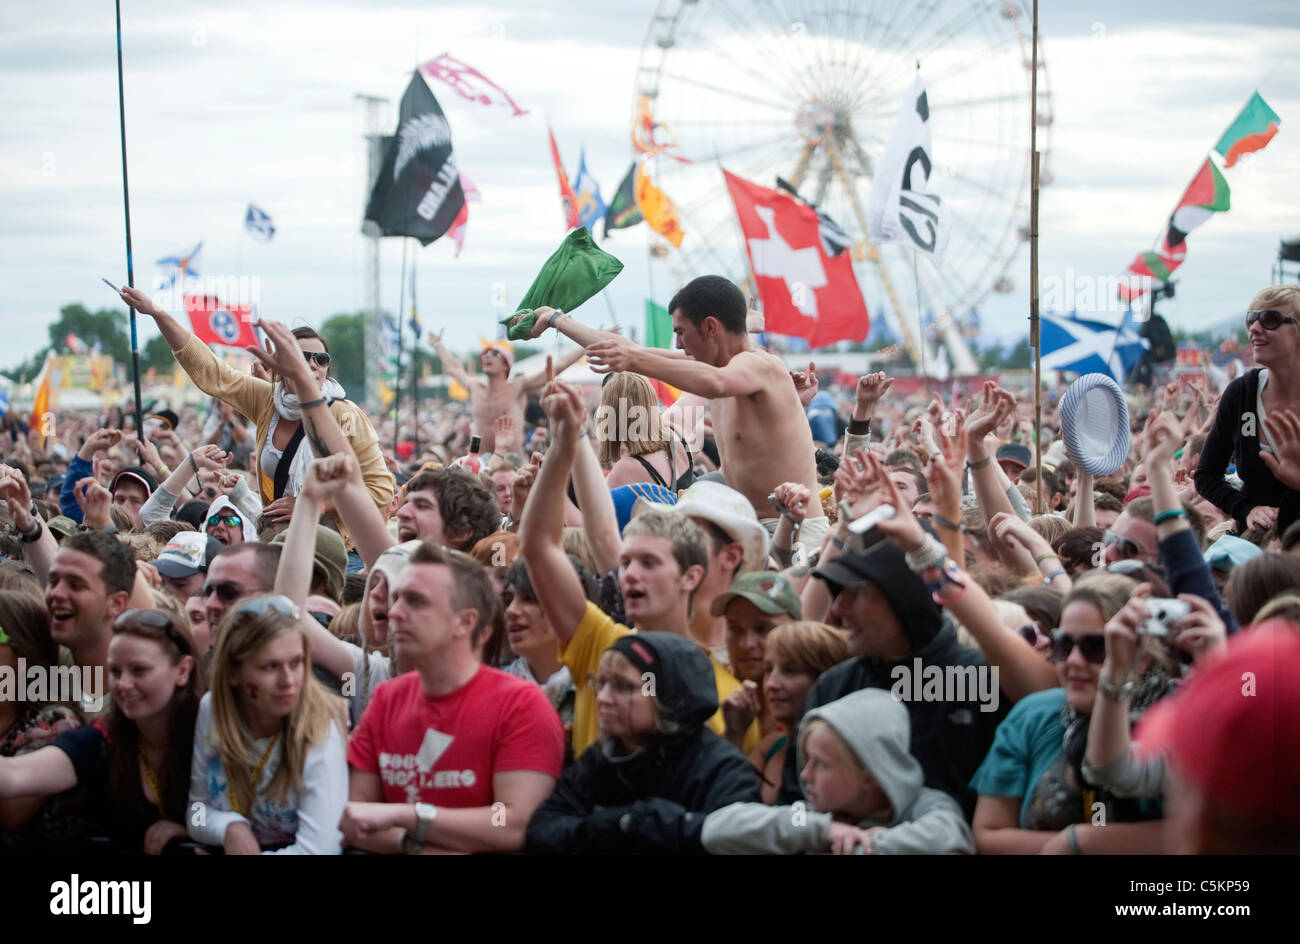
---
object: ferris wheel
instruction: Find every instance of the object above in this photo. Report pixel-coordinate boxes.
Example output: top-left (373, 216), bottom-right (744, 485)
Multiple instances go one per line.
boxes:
top-left (633, 0), bottom-right (1053, 372)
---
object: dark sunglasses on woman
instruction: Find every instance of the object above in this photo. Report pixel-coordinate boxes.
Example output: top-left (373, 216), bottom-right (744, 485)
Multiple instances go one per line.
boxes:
top-left (303, 351), bottom-right (332, 368)
top-left (1245, 309), bottom-right (1298, 331)
top-left (1049, 630), bottom-right (1106, 664)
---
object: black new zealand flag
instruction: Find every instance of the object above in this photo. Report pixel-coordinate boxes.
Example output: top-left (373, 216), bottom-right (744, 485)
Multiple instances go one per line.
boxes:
top-left (364, 72), bottom-right (466, 246)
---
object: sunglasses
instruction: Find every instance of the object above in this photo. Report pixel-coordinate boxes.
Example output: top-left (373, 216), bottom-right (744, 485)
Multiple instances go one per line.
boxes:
top-left (113, 608), bottom-right (193, 654)
top-left (1245, 309), bottom-right (1297, 331)
top-left (201, 580), bottom-right (245, 604)
top-left (1049, 630), bottom-right (1106, 664)
top-left (303, 351), bottom-right (332, 368)
top-left (207, 514), bottom-right (242, 529)
top-left (1102, 529), bottom-right (1142, 559)
top-left (232, 594), bottom-right (301, 621)
top-left (1017, 621), bottom-right (1046, 646)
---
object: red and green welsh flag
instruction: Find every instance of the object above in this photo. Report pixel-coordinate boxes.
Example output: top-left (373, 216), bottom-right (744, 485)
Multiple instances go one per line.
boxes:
top-left (1214, 92), bottom-right (1281, 168)
top-left (1164, 158), bottom-right (1231, 251)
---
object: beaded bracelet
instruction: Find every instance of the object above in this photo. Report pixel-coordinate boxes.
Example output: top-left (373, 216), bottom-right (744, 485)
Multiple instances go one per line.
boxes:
top-left (1153, 508), bottom-right (1187, 525)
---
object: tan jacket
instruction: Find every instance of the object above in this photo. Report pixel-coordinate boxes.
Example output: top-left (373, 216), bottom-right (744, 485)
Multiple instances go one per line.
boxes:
top-left (173, 335), bottom-right (394, 549)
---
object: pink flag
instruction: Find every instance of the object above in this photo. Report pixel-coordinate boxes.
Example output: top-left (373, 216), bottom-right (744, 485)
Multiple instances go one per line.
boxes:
top-left (420, 53), bottom-right (529, 117)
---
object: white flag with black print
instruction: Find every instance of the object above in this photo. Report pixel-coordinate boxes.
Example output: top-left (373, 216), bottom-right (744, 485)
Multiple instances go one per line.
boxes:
top-left (867, 72), bottom-right (951, 259)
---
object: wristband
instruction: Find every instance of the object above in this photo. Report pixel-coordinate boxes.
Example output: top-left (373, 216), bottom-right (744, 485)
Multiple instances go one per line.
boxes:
top-left (1034, 552), bottom-right (1060, 565)
top-left (189, 453), bottom-right (201, 478)
top-left (1153, 508), bottom-right (1187, 525)
top-left (1042, 568), bottom-right (1068, 585)
top-left (967, 455), bottom-right (993, 470)
top-left (829, 535), bottom-right (846, 551)
top-left (931, 513), bottom-right (962, 533)
top-left (20, 519), bottom-right (43, 543)
top-left (847, 418), bottom-right (872, 435)
top-left (905, 534), bottom-right (948, 574)
top-left (299, 397), bottom-right (327, 410)
top-left (1067, 824), bottom-right (1083, 855)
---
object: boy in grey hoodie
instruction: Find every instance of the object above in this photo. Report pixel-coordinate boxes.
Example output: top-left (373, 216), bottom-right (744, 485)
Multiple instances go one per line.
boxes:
top-left (701, 689), bottom-right (973, 854)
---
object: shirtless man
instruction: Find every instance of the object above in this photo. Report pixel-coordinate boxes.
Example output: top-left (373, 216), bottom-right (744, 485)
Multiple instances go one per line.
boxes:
top-left (512, 275), bottom-right (827, 552)
top-left (429, 332), bottom-right (584, 455)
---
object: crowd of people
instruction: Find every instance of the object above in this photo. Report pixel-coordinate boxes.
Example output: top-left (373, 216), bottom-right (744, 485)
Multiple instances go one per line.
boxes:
top-left (0, 275), bottom-right (1297, 855)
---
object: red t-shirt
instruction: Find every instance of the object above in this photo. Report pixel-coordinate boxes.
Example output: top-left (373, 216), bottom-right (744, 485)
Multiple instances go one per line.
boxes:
top-left (347, 665), bottom-right (564, 807)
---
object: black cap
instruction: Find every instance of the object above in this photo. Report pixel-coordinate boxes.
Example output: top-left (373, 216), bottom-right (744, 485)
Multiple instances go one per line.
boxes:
top-left (812, 539), bottom-right (943, 650)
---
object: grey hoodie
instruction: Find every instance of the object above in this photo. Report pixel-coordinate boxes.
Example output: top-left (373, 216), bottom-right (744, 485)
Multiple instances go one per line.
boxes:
top-left (702, 690), bottom-right (973, 855)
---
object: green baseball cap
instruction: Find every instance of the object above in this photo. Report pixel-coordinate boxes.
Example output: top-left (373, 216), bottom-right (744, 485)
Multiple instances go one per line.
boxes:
top-left (710, 571), bottom-right (802, 620)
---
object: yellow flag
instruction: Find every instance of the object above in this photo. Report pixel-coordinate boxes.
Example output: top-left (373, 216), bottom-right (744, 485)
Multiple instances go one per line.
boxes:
top-left (447, 379), bottom-right (469, 402)
top-left (635, 161), bottom-right (684, 248)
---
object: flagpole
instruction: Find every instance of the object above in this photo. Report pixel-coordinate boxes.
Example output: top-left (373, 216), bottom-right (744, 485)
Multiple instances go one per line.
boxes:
top-left (1030, 0), bottom-right (1044, 516)
top-left (410, 250), bottom-right (420, 461)
top-left (114, 0), bottom-right (144, 437)
top-left (394, 237), bottom-right (408, 456)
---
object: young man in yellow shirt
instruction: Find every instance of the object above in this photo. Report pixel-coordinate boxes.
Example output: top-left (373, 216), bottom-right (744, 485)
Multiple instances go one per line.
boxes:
top-left (518, 380), bottom-right (758, 760)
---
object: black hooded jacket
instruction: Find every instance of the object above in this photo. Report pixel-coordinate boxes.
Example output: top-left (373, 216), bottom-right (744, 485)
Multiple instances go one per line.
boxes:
top-left (779, 539), bottom-right (1008, 819)
top-left (525, 633), bottom-right (760, 854)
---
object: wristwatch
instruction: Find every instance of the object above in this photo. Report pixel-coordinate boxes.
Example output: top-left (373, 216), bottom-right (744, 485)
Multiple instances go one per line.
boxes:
top-left (414, 802), bottom-right (437, 844)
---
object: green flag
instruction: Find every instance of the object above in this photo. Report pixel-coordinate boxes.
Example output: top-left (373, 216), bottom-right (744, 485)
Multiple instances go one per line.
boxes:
top-left (501, 227), bottom-right (623, 340)
top-left (603, 163), bottom-right (644, 238)
top-left (645, 300), bottom-right (673, 348)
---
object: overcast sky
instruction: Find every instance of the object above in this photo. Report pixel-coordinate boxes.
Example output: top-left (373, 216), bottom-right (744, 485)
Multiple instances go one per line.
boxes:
top-left (1, 0), bottom-right (1297, 376)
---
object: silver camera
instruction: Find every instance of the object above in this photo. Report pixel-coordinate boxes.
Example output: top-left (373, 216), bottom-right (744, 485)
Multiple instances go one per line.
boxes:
top-left (1140, 598), bottom-right (1189, 637)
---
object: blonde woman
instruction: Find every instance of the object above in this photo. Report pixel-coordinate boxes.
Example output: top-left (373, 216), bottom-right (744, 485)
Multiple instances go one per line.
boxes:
top-left (188, 595), bottom-right (348, 854)
top-left (748, 621), bottom-right (850, 803)
top-left (596, 372), bottom-right (694, 491)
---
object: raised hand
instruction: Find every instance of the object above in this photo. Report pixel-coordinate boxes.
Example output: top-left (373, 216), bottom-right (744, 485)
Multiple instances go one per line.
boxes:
top-left (921, 410), bottom-right (967, 520)
top-left (510, 451), bottom-right (543, 521)
top-left (74, 476), bottom-right (113, 529)
top-left (838, 448), bottom-right (926, 551)
top-left (1101, 583), bottom-right (1151, 683)
top-left (540, 381), bottom-right (588, 444)
top-left (1172, 593), bottom-right (1227, 663)
top-left (965, 382), bottom-right (1015, 454)
top-left (854, 372), bottom-right (893, 417)
top-left (191, 444), bottom-right (231, 472)
top-left (0, 466), bottom-right (34, 528)
top-left (303, 454), bottom-right (356, 504)
top-left (584, 334), bottom-right (640, 375)
top-left (1142, 409), bottom-right (1183, 471)
top-left (1245, 505), bottom-right (1278, 531)
top-left (119, 285), bottom-right (165, 319)
top-left (790, 361), bottom-right (819, 407)
top-left (245, 318), bottom-right (318, 395)
top-left (427, 329), bottom-right (445, 347)
top-left (987, 511), bottom-right (1041, 576)
top-left (494, 414), bottom-right (523, 455)
top-left (78, 427), bottom-right (123, 461)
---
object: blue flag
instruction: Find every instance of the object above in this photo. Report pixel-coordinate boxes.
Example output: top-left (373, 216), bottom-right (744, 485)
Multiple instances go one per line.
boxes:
top-left (570, 150), bottom-right (606, 232)
top-left (245, 204), bottom-right (275, 241)
top-left (0, 388), bottom-right (9, 420)
top-left (1041, 311), bottom-right (1147, 383)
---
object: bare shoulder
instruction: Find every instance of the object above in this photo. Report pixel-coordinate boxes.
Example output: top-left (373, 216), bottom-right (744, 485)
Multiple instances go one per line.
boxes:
top-left (729, 347), bottom-right (785, 374)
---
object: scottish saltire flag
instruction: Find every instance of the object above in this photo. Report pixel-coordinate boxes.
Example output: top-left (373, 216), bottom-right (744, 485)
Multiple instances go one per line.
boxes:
top-left (1042, 310), bottom-right (1147, 383)
top-left (245, 205), bottom-right (275, 241)
top-left (157, 241), bottom-right (202, 288)
top-left (571, 150), bottom-right (607, 232)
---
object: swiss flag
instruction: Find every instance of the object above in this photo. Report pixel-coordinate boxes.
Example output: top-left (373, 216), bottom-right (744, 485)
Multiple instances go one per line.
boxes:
top-left (724, 170), bottom-right (868, 348)
top-left (184, 294), bottom-right (259, 349)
